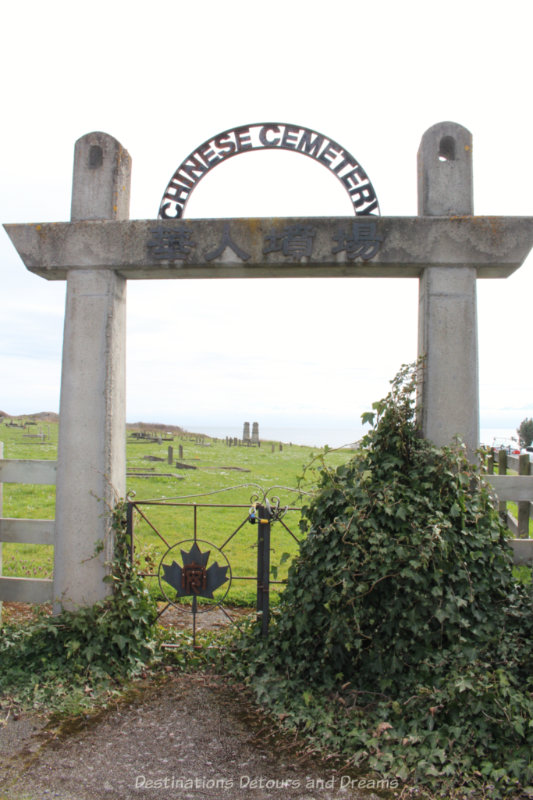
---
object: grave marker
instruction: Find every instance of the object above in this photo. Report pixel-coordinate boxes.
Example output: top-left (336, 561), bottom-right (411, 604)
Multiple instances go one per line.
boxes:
top-left (252, 422), bottom-right (260, 445)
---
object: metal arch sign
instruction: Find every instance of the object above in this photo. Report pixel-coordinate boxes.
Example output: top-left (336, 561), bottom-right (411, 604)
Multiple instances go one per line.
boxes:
top-left (158, 123), bottom-right (380, 219)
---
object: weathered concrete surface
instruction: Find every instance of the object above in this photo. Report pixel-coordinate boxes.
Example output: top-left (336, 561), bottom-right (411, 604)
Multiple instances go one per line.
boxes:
top-left (418, 121), bottom-right (473, 216)
top-left (71, 131), bottom-right (131, 221)
top-left (54, 269), bottom-right (127, 609)
top-left (53, 133), bottom-right (130, 610)
top-left (5, 216), bottom-right (533, 280)
top-left (417, 123), bottom-right (480, 457)
top-left (418, 265), bottom-right (479, 454)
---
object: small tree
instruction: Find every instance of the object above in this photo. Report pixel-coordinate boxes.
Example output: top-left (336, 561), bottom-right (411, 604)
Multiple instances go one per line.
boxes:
top-left (517, 417), bottom-right (533, 447)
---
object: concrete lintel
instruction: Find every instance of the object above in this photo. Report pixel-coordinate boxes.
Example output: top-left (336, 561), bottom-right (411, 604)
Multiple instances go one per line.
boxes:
top-left (4, 216), bottom-right (533, 281)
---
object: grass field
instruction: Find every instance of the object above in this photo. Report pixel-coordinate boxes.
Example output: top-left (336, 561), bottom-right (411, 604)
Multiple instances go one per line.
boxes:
top-left (2, 419), bottom-right (530, 606)
top-left (0, 419), bottom-right (357, 605)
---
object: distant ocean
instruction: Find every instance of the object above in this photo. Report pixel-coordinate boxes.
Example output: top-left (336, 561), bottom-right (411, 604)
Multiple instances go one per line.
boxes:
top-left (479, 428), bottom-right (520, 448)
top-left (187, 425), bottom-right (520, 450)
top-left (187, 425), bottom-right (362, 449)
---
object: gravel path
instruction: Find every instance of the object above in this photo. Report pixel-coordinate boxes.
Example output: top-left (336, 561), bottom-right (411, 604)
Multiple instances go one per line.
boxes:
top-left (0, 674), bottom-right (393, 800)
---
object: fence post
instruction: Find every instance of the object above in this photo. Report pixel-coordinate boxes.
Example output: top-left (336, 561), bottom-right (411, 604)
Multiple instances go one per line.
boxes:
top-left (126, 501), bottom-right (134, 564)
top-left (498, 450), bottom-right (507, 519)
top-left (518, 454), bottom-right (531, 537)
top-left (256, 504), bottom-right (271, 636)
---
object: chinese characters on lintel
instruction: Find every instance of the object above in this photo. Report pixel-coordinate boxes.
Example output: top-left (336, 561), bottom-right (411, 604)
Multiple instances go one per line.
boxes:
top-left (204, 222), bottom-right (251, 261)
top-left (146, 227), bottom-right (195, 260)
top-left (147, 222), bottom-right (382, 263)
top-left (263, 224), bottom-right (316, 258)
top-left (332, 221), bottom-right (383, 261)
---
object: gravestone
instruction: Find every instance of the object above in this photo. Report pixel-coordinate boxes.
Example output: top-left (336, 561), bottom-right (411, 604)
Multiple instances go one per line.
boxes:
top-left (4, 122), bottom-right (533, 610)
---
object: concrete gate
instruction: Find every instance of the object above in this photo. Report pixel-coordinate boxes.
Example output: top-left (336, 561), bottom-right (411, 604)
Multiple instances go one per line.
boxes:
top-left (4, 122), bottom-right (533, 610)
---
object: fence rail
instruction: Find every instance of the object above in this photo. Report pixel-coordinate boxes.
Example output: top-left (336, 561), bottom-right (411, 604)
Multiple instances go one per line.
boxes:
top-left (0, 518), bottom-right (55, 545)
top-left (0, 446), bottom-right (56, 608)
top-left (0, 576), bottom-right (54, 603)
top-left (485, 475), bottom-right (533, 502)
top-left (0, 445), bottom-right (530, 618)
top-left (0, 458), bottom-right (57, 485)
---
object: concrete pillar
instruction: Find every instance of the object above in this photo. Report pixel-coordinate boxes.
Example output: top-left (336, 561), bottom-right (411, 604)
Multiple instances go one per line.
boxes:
top-left (243, 421), bottom-right (250, 442)
top-left (417, 122), bottom-right (479, 459)
top-left (53, 133), bottom-right (131, 610)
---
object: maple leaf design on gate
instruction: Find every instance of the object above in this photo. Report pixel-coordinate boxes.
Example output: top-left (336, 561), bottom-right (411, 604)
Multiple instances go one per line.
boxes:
top-left (161, 542), bottom-right (229, 599)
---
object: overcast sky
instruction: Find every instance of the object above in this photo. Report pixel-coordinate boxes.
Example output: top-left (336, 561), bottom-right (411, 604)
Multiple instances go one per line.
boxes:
top-left (1, 0), bottom-right (532, 445)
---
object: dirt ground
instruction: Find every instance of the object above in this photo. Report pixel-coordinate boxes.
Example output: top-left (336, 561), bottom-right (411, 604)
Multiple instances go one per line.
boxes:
top-left (0, 674), bottom-right (398, 800)
top-left (0, 601), bottom-right (251, 632)
top-left (156, 602), bottom-right (255, 632)
top-left (0, 604), bottom-right (397, 800)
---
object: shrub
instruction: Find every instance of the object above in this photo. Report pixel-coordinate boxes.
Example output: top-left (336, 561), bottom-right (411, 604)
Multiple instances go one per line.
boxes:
top-left (517, 418), bottom-right (533, 448)
top-left (0, 502), bottom-right (158, 711)
top-left (225, 364), bottom-right (533, 798)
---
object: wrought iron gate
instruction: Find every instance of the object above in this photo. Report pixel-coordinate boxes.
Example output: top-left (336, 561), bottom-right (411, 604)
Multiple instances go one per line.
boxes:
top-left (125, 485), bottom-right (302, 644)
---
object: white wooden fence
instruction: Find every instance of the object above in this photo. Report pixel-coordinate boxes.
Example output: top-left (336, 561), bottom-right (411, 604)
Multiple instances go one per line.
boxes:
top-left (0, 445), bottom-right (530, 614)
top-left (0, 441), bottom-right (56, 606)
top-left (485, 451), bottom-right (533, 567)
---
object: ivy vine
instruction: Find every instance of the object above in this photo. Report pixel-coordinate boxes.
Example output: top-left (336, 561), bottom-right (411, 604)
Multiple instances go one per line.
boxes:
top-left (0, 501), bottom-right (158, 713)
top-left (223, 364), bottom-right (533, 798)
